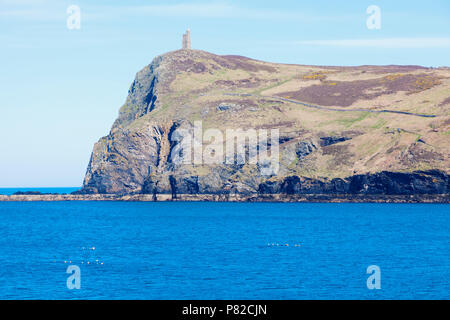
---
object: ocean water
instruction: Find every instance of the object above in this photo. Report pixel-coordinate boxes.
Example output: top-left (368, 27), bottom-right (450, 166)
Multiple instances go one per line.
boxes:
top-left (0, 201), bottom-right (448, 300)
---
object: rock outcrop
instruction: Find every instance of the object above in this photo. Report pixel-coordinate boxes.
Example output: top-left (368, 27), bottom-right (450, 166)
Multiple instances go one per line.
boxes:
top-left (78, 49), bottom-right (450, 200)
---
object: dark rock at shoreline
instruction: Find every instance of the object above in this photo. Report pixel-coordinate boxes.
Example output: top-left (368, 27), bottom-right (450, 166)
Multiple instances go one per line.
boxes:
top-left (1, 192), bottom-right (448, 203)
top-left (258, 170), bottom-right (449, 195)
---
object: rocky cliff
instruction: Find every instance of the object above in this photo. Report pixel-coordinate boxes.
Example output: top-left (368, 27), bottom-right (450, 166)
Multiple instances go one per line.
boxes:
top-left (79, 50), bottom-right (450, 199)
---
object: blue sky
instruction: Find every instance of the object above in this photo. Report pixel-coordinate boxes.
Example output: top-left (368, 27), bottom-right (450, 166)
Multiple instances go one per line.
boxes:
top-left (0, 0), bottom-right (449, 187)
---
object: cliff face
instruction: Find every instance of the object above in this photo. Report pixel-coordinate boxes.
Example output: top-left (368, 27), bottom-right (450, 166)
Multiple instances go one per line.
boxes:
top-left (80, 50), bottom-right (450, 197)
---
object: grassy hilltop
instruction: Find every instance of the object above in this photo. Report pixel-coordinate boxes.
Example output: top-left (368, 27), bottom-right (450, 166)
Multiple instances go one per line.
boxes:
top-left (80, 49), bottom-right (450, 198)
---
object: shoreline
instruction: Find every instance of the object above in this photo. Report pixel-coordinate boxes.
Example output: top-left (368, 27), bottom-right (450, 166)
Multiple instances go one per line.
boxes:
top-left (0, 193), bottom-right (448, 203)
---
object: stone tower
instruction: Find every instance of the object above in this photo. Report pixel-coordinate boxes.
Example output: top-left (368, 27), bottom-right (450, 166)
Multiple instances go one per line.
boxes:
top-left (182, 29), bottom-right (191, 49)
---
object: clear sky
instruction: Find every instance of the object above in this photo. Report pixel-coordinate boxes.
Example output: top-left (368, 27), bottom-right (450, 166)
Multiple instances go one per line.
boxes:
top-left (0, 0), bottom-right (449, 187)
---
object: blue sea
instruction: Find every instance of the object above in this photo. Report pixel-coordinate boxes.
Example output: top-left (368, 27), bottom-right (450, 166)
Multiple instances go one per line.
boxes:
top-left (0, 199), bottom-right (448, 299)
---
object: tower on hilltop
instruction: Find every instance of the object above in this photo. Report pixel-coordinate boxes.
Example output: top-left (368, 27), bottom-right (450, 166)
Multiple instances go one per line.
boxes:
top-left (182, 29), bottom-right (191, 49)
